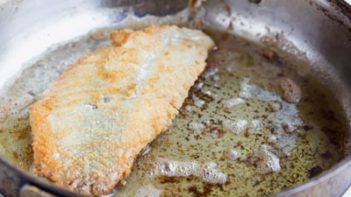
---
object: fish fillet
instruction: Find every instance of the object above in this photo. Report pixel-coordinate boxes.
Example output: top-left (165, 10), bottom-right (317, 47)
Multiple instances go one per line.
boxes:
top-left (30, 25), bottom-right (214, 196)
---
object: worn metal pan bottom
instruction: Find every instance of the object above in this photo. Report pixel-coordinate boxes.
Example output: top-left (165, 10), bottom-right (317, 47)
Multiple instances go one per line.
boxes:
top-left (0, 23), bottom-right (347, 196)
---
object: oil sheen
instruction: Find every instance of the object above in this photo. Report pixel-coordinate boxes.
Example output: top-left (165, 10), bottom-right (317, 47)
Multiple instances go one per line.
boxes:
top-left (0, 29), bottom-right (346, 197)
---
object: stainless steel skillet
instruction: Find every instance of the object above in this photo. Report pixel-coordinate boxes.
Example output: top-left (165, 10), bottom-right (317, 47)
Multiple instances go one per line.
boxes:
top-left (0, 0), bottom-right (351, 196)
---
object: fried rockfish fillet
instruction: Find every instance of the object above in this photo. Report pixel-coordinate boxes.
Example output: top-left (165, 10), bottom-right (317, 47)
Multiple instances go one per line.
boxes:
top-left (30, 25), bottom-right (214, 196)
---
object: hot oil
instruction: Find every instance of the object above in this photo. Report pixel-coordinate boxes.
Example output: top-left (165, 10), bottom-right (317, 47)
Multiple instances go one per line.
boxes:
top-left (0, 28), bottom-right (346, 197)
top-left (115, 31), bottom-right (347, 196)
top-left (0, 30), bottom-right (112, 169)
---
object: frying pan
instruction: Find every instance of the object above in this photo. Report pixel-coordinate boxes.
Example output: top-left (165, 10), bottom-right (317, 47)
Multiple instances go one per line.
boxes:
top-left (1, 0), bottom-right (351, 196)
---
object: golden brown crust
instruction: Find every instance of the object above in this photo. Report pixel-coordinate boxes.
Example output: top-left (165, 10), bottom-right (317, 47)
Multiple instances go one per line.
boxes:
top-left (30, 25), bottom-right (214, 196)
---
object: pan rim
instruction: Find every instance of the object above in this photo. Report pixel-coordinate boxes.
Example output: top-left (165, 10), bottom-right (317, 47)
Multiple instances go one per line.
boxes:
top-left (1, 0), bottom-right (351, 196)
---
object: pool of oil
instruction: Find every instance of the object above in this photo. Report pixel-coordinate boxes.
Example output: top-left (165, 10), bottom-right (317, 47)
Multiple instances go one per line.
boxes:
top-left (0, 28), bottom-right (347, 197)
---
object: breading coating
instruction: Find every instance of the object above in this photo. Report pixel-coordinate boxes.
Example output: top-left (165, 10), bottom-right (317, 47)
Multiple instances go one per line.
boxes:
top-left (30, 25), bottom-right (214, 196)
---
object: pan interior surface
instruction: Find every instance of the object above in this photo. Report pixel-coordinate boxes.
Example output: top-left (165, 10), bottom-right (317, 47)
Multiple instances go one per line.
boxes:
top-left (0, 0), bottom-right (351, 196)
top-left (0, 25), bottom-right (347, 197)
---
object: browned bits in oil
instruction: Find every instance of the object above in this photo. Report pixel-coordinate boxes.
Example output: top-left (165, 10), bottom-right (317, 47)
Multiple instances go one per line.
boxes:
top-left (276, 73), bottom-right (285, 77)
top-left (223, 4), bottom-right (231, 15)
top-left (303, 125), bottom-right (313, 131)
top-left (188, 186), bottom-right (203, 197)
top-left (321, 151), bottom-right (333, 160)
top-left (188, 183), bottom-right (222, 197)
top-left (308, 166), bottom-right (323, 178)
top-left (262, 49), bottom-right (276, 61)
top-left (248, 0), bottom-right (262, 4)
top-left (261, 48), bottom-right (281, 65)
top-left (193, 17), bottom-right (203, 29)
top-left (12, 152), bottom-right (18, 159)
top-left (194, 90), bottom-right (214, 103)
top-left (321, 127), bottom-right (337, 135)
top-left (323, 110), bottom-right (338, 122)
top-left (200, 119), bottom-right (225, 138)
top-left (159, 176), bottom-right (180, 184)
top-left (280, 78), bottom-right (301, 103)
